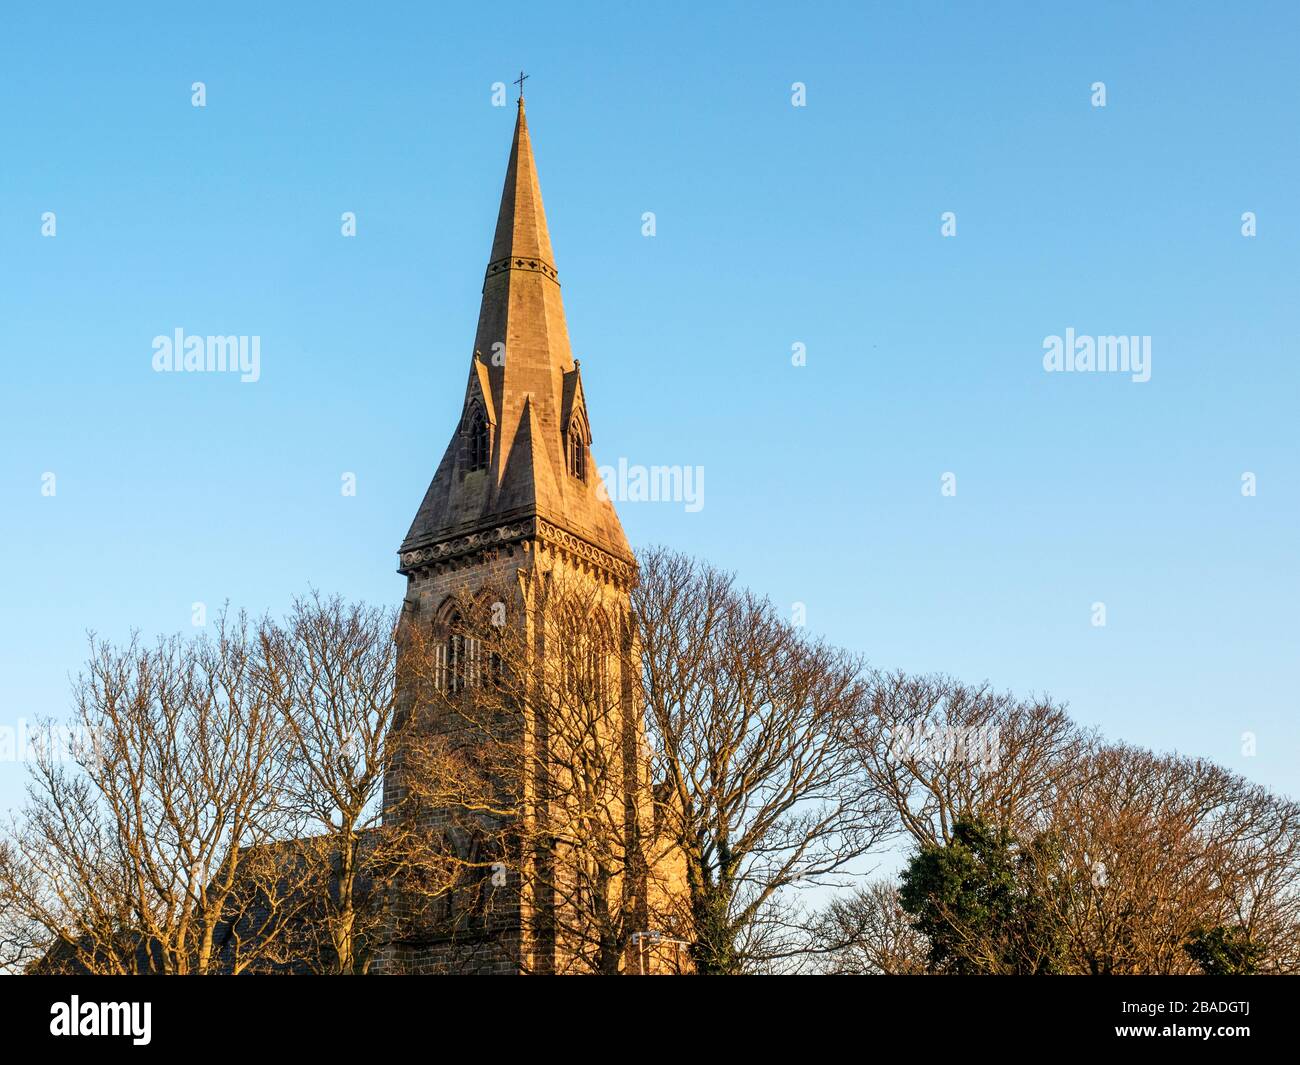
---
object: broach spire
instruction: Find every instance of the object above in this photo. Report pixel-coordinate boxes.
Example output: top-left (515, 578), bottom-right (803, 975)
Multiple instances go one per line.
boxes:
top-left (399, 93), bottom-right (633, 578)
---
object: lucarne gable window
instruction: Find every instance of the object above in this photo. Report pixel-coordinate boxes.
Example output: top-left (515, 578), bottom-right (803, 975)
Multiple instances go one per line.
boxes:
top-left (467, 408), bottom-right (489, 471)
top-left (568, 426), bottom-right (586, 481)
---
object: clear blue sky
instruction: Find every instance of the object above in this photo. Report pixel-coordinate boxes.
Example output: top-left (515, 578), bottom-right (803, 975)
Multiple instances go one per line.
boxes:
top-left (1, 1), bottom-right (1297, 818)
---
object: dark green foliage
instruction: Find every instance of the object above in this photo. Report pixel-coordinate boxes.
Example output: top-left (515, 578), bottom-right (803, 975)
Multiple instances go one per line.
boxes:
top-left (1185, 925), bottom-right (1264, 975)
top-left (898, 815), bottom-right (1063, 974)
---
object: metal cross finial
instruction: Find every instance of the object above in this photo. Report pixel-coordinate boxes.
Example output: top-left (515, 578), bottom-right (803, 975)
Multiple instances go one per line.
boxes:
top-left (514, 70), bottom-right (529, 100)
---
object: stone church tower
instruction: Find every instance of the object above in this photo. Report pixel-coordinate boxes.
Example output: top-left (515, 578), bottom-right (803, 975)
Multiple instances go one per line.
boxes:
top-left (379, 96), bottom-right (685, 974)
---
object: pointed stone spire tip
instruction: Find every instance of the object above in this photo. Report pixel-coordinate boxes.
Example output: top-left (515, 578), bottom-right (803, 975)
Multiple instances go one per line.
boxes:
top-left (486, 79), bottom-right (556, 272)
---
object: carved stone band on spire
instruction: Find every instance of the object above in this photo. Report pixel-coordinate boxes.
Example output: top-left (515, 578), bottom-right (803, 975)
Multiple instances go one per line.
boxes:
top-left (483, 255), bottom-right (560, 287)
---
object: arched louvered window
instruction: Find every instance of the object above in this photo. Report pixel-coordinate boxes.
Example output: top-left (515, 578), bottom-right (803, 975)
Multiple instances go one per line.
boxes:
top-left (436, 611), bottom-right (495, 693)
top-left (579, 636), bottom-right (605, 703)
top-left (564, 611), bottom-right (609, 705)
top-left (438, 613), bottom-right (469, 693)
top-left (468, 408), bottom-right (489, 471)
top-left (568, 426), bottom-right (586, 481)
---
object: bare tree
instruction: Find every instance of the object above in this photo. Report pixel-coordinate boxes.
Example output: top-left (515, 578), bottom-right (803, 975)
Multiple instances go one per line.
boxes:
top-left (840, 669), bottom-right (1300, 975)
top-left (851, 670), bottom-right (1084, 848)
top-left (258, 593), bottom-right (457, 974)
top-left (808, 880), bottom-right (930, 974)
top-left (0, 614), bottom-right (300, 974)
top-left (1031, 741), bottom-right (1300, 974)
top-left (633, 548), bottom-right (891, 974)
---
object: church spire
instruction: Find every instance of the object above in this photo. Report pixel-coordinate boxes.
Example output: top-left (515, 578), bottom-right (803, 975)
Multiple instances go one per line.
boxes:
top-left (485, 93), bottom-right (558, 282)
top-left (400, 96), bottom-right (634, 576)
